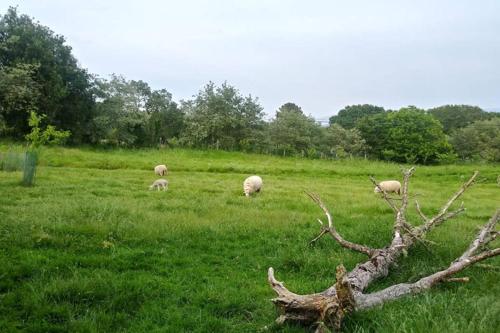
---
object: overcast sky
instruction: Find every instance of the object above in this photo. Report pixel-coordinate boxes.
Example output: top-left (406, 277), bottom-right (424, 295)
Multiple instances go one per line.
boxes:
top-left (5, 0), bottom-right (500, 119)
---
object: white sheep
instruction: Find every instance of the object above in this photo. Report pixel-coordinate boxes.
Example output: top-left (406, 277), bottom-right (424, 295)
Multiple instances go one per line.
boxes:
top-left (154, 164), bottom-right (168, 176)
top-left (149, 179), bottom-right (168, 191)
top-left (243, 175), bottom-right (263, 197)
top-left (374, 180), bottom-right (401, 195)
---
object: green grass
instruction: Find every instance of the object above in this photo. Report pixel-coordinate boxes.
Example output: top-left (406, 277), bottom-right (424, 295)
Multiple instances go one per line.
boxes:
top-left (0, 145), bottom-right (498, 332)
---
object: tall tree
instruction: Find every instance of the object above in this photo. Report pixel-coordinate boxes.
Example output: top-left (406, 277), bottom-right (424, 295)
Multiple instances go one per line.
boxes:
top-left (92, 74), bottom-right (183, 146)
top-left (325, 124), bottom-right (367, 158)
top-left (427, 104), bottom-right (495, 134)
top-left (0, 63), bottom-right (40, 137)
top-left (180, 82), bottom-right (265, 150)
top-left (450, 118), bottom-right (500, 162)
top-left (269, 103), bottom-right (323, 156)
top-left (0, 7), bottom-right (95, 143)
top-left (329, 104), bottom-right (385, 129)
top-left (144, 89), bottom-right (184, 146)
top-left (357, 107), bottom-right (451, 164)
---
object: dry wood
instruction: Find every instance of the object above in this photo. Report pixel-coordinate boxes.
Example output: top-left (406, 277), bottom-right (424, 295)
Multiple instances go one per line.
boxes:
top-left (267, 169), bottom-right (498, 332)
top-left (306, 192), bottom-right (377, 257)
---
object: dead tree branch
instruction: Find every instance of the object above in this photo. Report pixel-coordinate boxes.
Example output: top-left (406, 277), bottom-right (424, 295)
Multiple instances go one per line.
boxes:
top-left (267, 169), bottom-right (496, 332)
top-left (415, 200), bottom-right (429, 222)
top-left (356, 209), bottom-right (499, 310)
top-left (369, 176), bottom-right (399, 213)
top-left (415, 171), bottom-right (478, 236)
top-left (306, 192), bottom-right (377, 257)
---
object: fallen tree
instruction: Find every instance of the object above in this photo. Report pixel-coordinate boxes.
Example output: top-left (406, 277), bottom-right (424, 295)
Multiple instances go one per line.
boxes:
top-left (267, 168), bottom-right (499, 332)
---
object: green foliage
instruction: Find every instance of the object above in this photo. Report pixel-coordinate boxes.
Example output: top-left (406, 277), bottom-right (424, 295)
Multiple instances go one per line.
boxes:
top-left (0, 63), bottom-right (40, 137)
top-left (145, 89), bottom-right (184, 146)
top-left (268, 103), bottom-right (323, 156)
top-left (0, 7), bottom-right (94, 143)
top-left (325, 124), bottom-right (367, 158)
top-left (1, 7), bottom-right (499, 164)
top-left (180, 82), bottom-right (265, 150)
top-left (0, 150), bottom-right (24, 171)
top-left (91, 74), bottom-right (183, 147)
top-left (329, 104), bottom-right (385, 129)
top-left (0, 146), bottom-right (498, 332)
top-left (450, 118), bottom-right (500, 162)
top-left (25, 111), bottom-right (71, 148)
top-left (427, 104), bottom-right (497, 134)
top-left (357, 107), bottom-right (451, 164)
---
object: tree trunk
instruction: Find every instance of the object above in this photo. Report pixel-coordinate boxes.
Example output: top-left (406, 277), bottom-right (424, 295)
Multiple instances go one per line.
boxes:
top-left (267, 169), bottom-right (499, 332)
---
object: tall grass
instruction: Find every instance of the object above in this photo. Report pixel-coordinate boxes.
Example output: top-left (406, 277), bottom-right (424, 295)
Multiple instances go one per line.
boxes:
top-left (0, 150), bottom-right (25, 171)
top-left (0, 145), bottom-right (498, 332)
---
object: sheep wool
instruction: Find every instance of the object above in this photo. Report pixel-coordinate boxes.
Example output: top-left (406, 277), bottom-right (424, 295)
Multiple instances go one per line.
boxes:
top-left (374, 180), bottom-right (401, 195)
top-left (243, 175), bottom-right (263, 197)
top-left (154, 164), bottom-right (168, 176)
top-left (149, 179), bottom-right (168, 191)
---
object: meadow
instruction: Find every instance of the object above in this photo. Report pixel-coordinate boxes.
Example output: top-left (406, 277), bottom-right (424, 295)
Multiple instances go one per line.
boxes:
top-left (0, 145), bottom-right (498, 332)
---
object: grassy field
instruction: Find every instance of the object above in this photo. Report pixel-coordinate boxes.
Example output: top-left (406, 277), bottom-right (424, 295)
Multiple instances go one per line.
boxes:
top-left (0, 145), bottom-right (499, 332)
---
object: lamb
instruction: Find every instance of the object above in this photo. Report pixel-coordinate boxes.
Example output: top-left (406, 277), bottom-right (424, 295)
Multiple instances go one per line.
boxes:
top-left (243, 175), bottom-right (263, 197)
top-left (149, 179), bottom-right (168, 191)
top-left (374, 180), bottom-right (401, 195)
top-left (154, 164), bottom-right (168, 176)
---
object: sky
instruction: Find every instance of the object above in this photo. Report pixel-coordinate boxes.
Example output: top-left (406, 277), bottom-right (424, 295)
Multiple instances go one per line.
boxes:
top-left (4, 0), bottom-right (500, 119)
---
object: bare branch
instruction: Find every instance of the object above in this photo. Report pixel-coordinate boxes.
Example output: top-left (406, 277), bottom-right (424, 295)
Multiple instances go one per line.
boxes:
top-left (415, 200), bottom-right (429, 222)
top-left (356, 246), bottom-right (499, 309)
top-left (309, 229), bottom-right (328, 246)
top-left (267, 169), bottom-right (491, 331)
top-left (400, 167), bottom-right (415, 215)
top-left (370, 176), bottom-right (399, 213)
top-left (458, 209), bottom-right (499, 261)
top-left (415, 171), bottom-right (479, 236)
top-left (476, 264), bottom-right (500, 270)
top-left (390, 168), bottom-right (416, 237)
top-left (356, 209), bottom-right (499, 310)
top-left (268, 267), bottom-right (296, 299)
top-left (468, 248), bottom-right (500, 263)
top-left (306, 192), bottom-right (377, 256)
top-left (443, 277), bottom-right (469, 283)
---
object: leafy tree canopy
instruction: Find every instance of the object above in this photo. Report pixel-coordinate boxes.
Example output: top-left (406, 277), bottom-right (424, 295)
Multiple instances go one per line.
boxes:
top-left (357, 106), bottom-right (451, 164)
top-left (325, 124), bottom-right (367, 158)
top-left (450, 117), bottom-right (500, 162)
top-left (180, 82), bottom-right (264, 150)
top-left (269, 102), bottom-right (323, 156)
top-left (427, 104), bottom-right (497, 134)
top-left (0, 7), bottom-right (94, 143)
top-left (329, 104), bottom-right (385, 129)
top-left (92, 74), bottom-right (182, 146)
top-left (25, 111), bottom-right (71, 148)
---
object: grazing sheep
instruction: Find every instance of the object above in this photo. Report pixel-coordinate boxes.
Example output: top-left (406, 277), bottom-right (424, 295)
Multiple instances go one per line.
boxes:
top-left (243, 175), bottom-right (263, 197)
top-left (149, 179), bottom-right (168, 191)
top-left (374, 180), bottom-right (401, 195)
top-left (154, 164), bottom-right (168, 176)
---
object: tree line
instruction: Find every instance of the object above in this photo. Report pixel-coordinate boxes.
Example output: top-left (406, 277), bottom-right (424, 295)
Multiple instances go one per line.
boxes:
top-left (1, 7), bottom-right (499, 163)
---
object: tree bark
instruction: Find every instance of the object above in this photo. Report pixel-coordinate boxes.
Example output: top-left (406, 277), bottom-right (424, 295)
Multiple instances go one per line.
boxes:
top-left (267, 169), bottom-right (498, 332)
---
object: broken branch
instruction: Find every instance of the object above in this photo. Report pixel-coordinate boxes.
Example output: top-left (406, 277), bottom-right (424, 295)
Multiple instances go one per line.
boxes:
top-left (416, 171), bottom-right (478, 236)
top-left (370, 176), bottom-right (399, 213)
top-left (306, 192), bottom-right (377, 256)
